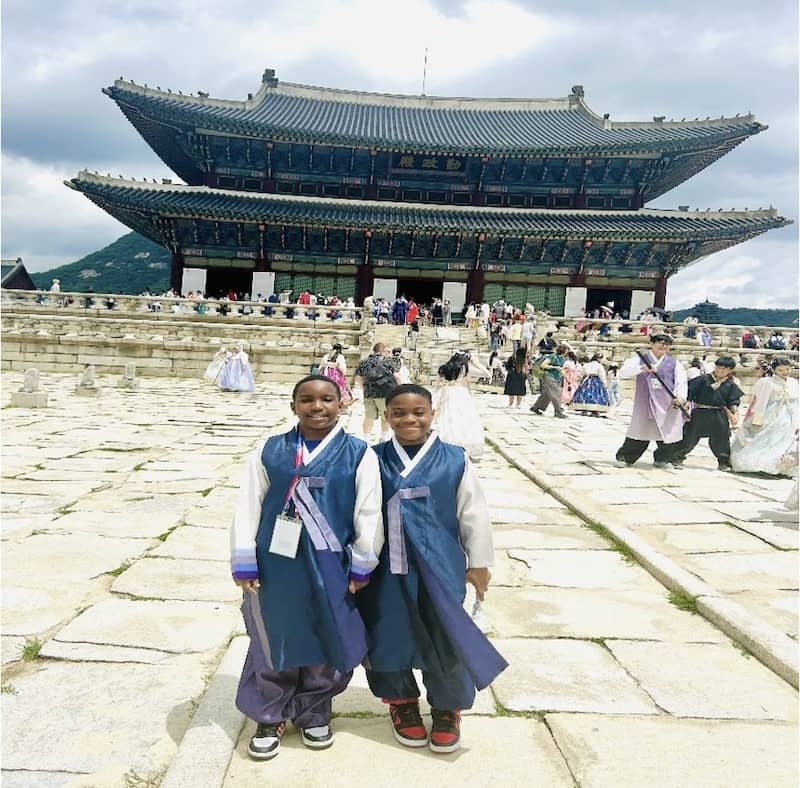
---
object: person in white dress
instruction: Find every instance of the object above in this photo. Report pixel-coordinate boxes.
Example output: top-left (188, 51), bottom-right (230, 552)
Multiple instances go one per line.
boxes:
top-left (203, 346), bottom-right (230, 384)
top-left (217, 344), bottom-right (256, 392)
top-left (731, 358), bottom-right (798, 475)
top-left (432, 352), bottom-right (484, 460)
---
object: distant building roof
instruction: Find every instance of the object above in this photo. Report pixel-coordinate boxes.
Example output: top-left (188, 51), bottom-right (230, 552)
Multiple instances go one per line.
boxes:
top-left (104, 76), bottom-right (765, 158)
top-left (1, 258), bottom-right (37, 290)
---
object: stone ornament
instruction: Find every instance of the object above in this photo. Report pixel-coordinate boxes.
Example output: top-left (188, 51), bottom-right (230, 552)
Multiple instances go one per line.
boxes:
top-left (11, 368), bottom-right (48, 408)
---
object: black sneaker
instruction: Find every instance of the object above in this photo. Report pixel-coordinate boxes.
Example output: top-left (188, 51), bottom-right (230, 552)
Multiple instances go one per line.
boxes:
top-left (300, 724), bottom-right (335, 749)
top-left (248, 721), bottom-right (285, 760)
top-left (717, 463), bottom-right (733, 472)
top-left (429, 708), bottom-right (461, 754)
top-left (388, 700), bottom-right (428, 747)
top-left (530, 407), bottom-right (544, 415)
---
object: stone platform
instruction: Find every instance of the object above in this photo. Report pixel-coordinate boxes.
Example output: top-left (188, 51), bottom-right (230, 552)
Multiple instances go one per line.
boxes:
top-left (1, 372), bottom-right (797, 787)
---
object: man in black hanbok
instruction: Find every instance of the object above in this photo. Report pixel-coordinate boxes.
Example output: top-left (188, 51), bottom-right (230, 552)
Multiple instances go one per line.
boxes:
top-left (671, 356), bottom-right (743, 471)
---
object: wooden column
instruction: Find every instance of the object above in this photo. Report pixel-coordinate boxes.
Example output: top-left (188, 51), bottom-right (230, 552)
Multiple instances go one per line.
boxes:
top-left (356, 230), bottom-right (374, 305)
top-left (466, 267), bottom-right (485, 305)
top-left (170, 252), bottom-right (184, 291)
top-left (654, 275), bottom-right (667, 308)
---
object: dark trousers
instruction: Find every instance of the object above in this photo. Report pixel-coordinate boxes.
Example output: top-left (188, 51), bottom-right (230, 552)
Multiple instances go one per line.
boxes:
top-left (616, 437), bottom-right (675, 464)
top-left (366, 664), bottom-right (475, 711)
top-left (671, 411), bottom-right (732, 465)
top-left (235, 593), bottom-right (351, 727)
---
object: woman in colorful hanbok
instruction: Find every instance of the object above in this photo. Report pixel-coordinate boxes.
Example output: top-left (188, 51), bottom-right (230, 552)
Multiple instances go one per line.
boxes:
top-left (560, 351), bottom-right (581, 404)
top-left (217, 345), bottom-right (256, 392)
top-left (203, 346), bottom-right (230, 384)
top-left (571, 354), bottom-right (610, 416)
top-left (432, 352), bottom-right (485, 460)
top-left (319, 343), bottom-right (354, 406)
top-left (731, 358), bottom-right (799, 476)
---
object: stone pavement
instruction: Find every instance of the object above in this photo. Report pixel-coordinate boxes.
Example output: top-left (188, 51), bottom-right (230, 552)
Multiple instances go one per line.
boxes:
top-left (1, 372), bottom-right (797, 788)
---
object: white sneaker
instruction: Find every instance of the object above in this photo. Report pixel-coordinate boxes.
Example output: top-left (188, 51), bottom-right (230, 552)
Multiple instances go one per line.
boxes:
top-left (301, 724), bottom-right (335, 749)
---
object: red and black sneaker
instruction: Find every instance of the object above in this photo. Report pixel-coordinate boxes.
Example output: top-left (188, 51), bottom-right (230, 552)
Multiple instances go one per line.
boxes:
top-left (387, 699), bottom-right (428, 747)
top-left (429, 708), bottom-right (461, 754)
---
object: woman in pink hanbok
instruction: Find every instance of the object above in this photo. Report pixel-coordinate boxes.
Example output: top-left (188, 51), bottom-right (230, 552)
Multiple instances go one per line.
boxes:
top-left (560, 352), bottom-right (581, 404)
top-left (319, 343), bottom-right (354, 406)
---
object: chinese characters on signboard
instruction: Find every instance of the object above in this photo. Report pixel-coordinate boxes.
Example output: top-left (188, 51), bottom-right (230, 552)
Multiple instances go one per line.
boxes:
top-left (391, 153), bottom-right (465, 173)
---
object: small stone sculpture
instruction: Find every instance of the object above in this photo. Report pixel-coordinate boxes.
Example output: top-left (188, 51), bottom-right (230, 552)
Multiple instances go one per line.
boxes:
top-left (11, 368), bottom-right (49, 408)
top-left (75, 364), bottom-right (100, 397)
top-left (118, 362), bottom-right (140, 389)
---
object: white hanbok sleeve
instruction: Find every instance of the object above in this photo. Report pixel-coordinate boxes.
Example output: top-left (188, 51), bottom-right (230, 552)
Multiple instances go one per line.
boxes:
top-left (748, 378), bottom-right (774, 426)
top-left (230, 438), bottom-right (270, 580)
top-left (620, 354), bottom-right (643, 379)
top-left (673, 360), bottom-right (688, 399)
top-left (349, 448), bottom-right (384, 580)
top-left (456, 455), bottom-right (494, 568)
top-left (337, 354), bottom-right (347, 374)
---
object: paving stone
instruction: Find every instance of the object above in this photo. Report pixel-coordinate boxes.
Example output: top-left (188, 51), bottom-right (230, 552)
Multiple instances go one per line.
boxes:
top-left (730, 521), bottom-right (799, 550)
top-left (491, 525), bottom-right (609, 550)
top-left (487, 587), bottom-right (727, 642)
top-left (181, 507), bottom-right (230, 529)
top-left (547, 714), bottom-right (799, 788)
top-left (490, 506), bottom-right (538, 525)
top-left (1, 656), bottom-right (205, 777)
top-left (520, 508), bottom-right (584, 526)
top-left (2, 533), bottom-right (147, 586)
top-left (52, 598), bottom-right (240, 653)
top-left (40, 640), bottom-right (174, 663)
top-left (710, 501), bottom-right (798, 523)
top-left (491, 638), bottom-right (658, 714)
top-left (585, 486), bottom-right (679, 504)
top-left (602, 502), bottom-right (727, 525)
top-left (728, 590), bottom-right (799, 638)
top-left (635, 524), bottom-right (775, 555)
top-left (112, 557), bottom-right (238, 602)
top-left (508, 549), bottom-right (664, 591)
top-left (1, 635), bottom-right (26, 666)
top-left (606, 640), bottom-right (798, 719)
top-left (682, 552), bottom-right (799, 593)
top-left (1, 585), bottom-right (90, 635)
top-left (670, 486), bottom-right (774, 503)
top-left (1, 772), bottom-right (77, 788)
top-left (46, 509), bottom-right (183, 539)
top-left (224, 716), bottom-right (574, 787)
top-left (150, 525), bottom-right (229, 561)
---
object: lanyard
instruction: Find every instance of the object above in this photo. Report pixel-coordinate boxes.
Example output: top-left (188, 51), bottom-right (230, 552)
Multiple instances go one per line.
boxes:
top-left (281, 432), bottom-right (305, 515)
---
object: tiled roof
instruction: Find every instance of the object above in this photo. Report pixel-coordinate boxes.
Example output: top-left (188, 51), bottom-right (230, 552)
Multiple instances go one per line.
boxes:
top-left (66, 172), bottom-right (790, 241)
top-left (104, 78), bottom-right (764, 156)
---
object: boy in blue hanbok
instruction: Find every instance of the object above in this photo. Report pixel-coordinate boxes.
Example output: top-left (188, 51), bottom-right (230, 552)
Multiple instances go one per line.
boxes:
top-left (230, 375), bottom-right (383, 760)
top-left (358, 384), bottom-right (507, 754)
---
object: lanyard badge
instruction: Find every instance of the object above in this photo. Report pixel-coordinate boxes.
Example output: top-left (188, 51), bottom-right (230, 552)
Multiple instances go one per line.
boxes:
top-left (269, 433), bottom-right (305, 559)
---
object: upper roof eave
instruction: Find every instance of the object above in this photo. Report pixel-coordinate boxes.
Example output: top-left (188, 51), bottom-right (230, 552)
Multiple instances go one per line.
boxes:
top-left (105, 77), bottom-right (764, 139)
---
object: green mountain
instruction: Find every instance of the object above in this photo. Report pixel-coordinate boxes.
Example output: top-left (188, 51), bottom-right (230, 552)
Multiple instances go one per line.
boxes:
top-left (30, 232), bottom-right (170, 294)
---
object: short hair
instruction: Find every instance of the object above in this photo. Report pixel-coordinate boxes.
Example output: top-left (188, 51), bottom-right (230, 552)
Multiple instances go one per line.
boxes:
top-left (650, 334), bottom-right (673, 344)
top-left (385, 383), bottom-right (432, 406)
top-left (392, 347), bottom-right (403, 356)
top-left (772, 357), bottom-right (792, 369)
top-left (715, 356), bottom-right (736, 369)
top-left (292, 374), bottom-right (340, 401)
top-left (373, 342), bottom-right (386, 353)
top-left (555, 344), bottom-right (569, 354)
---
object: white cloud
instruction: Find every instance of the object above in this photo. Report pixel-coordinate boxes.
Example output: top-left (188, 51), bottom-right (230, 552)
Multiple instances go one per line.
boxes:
top-left (1, 154), bottom-right (128, 271)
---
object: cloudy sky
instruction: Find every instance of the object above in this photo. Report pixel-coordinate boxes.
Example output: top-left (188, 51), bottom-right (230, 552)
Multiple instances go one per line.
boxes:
top-left (2, 0), bottom-right (797, 309)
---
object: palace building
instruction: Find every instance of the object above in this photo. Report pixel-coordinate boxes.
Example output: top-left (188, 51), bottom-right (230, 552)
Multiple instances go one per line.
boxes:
top-left (68, 69), bottom-right (790, 315)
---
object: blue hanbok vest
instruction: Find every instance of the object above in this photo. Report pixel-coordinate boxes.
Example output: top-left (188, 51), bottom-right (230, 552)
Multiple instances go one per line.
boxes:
top-left (255, 427), bottom-right (368, 673)
top-left (359, 438), bottom-right (507, 690)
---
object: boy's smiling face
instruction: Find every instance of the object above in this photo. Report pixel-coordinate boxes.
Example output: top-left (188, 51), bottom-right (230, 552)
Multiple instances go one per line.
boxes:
top-left (386, 392), bottom-right (434, 445)
top-left (291, 379), bottom-right (341, 439)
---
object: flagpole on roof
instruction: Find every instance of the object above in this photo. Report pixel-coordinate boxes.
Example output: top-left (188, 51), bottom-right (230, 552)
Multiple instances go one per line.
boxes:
top-left (422, 46), bottom-right (428, 96)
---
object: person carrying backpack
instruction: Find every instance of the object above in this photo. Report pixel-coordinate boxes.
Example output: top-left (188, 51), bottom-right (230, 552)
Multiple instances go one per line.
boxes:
top-left (354, 343), bottom-right (400, 441)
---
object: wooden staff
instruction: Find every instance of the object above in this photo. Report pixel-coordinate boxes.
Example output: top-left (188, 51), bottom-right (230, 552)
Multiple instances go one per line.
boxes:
top-left (635, 349), bottom-right (691, 418)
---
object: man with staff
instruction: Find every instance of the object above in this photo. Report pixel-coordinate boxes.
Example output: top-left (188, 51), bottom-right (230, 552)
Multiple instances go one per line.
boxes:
top-left (615, 334), bottom-right (688, 467)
